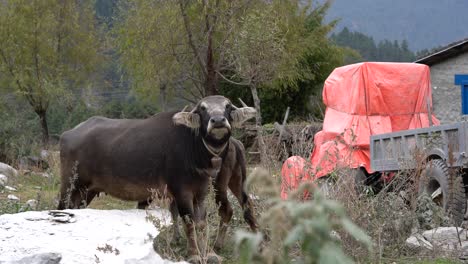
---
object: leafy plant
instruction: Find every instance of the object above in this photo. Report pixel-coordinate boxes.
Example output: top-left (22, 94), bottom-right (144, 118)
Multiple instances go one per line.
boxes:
top-left (235, 169), bottom-right (372, 264)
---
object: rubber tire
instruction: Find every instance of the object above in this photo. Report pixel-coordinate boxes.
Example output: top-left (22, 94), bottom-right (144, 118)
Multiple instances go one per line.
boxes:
top-left (354, 169), bottom-right (368, 194)
top-left (419, 159), bottom-right (466, 226)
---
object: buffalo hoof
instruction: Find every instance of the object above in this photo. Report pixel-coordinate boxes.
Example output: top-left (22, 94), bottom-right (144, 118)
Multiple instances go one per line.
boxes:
top-left (187, 255), bottom-right (202, 264)
top-left (214, 238), bottom-right (224, 252)
top-left (206, 252), bottom-right (222, 264)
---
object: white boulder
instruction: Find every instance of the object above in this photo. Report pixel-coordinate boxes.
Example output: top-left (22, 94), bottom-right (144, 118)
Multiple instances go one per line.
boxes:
top-left (5, 186), bottom-right (16, 192)
top-left (0, 162), bottom-right (18, 179)
top-left (7, 194), bottom-right (19, 201)
top-left (422, 227), bottom-right (466, 245)
top-left (0, 174), bottom-right (7, 187)
top-left (2, 252), bottom-right (62, 264)
top-left (406, 233), bottom-right (433, 250)
top-left (0, 209), bottom-right (187, 264)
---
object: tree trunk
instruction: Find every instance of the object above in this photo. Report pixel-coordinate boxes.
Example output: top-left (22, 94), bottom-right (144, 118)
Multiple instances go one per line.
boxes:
top-left (205, 27), bottom-right (218, 96)
top-left (160, 83), bottom-right (167, 112)
top-left (37, 110), bottom-right (49, 148)
top-left (250, 84), bottom-right (268, 165)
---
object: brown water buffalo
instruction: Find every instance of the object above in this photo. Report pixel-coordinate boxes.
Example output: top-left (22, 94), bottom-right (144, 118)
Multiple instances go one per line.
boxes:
top-left (58, 95), bottom-right (256, 262)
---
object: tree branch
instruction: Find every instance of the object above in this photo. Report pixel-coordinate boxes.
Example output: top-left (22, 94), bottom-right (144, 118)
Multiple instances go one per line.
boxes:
top-left (178, 0), bottom-right (207, 77)
top-left (215, 70), bottom-right (250, 86)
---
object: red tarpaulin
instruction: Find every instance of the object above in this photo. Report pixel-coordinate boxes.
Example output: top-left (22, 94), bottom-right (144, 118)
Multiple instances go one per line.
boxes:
top-left (281, 62), bottom-right (440, 199)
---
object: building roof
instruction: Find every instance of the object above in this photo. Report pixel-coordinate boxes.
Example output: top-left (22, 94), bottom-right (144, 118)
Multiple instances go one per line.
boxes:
top-left (415, 38), bottom-right (468, 66)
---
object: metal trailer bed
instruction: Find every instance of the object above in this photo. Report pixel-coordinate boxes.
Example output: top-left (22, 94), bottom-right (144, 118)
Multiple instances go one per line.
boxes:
top-left (370, 121), bottom-right (468, 172)
top-left (369, 121), bottom-right (468, 225)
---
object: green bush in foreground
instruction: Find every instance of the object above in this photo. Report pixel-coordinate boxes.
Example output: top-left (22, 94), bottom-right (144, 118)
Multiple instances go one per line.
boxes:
top-left (236, 169), bottom-right (372, 264)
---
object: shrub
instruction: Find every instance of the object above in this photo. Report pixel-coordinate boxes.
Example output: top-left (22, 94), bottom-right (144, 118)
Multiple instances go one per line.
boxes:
top-left (0, 97), bottom-right (41, 164)
top-left (235, 168), bottom-right (372, 264)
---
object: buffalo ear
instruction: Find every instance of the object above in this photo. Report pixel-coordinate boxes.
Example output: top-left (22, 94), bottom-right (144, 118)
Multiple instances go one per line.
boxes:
top-left (173, 112), bottom-right (200, 129)
top-left (231, 107), bottom-right (256, 128)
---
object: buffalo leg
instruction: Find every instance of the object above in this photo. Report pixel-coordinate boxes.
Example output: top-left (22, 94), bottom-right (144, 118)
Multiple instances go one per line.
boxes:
top-left (213, 185), bottom-right (233, 251)
top-left (58, 184), bottom-right (82, 209)
top-left (169, 200), bottom-right (182, 242)
top-left (193, 192), bottom-right (222, 264)
top-left (58, 161), bottom-right (77, 209)
top-left (175, 194), bottom-right (201, 262)
top-left (229, 176), bottom-right (258, 232)
top-left (137, 200), bottom-right (152, 209)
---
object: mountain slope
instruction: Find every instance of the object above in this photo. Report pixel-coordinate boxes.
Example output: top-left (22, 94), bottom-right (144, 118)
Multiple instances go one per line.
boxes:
top-left (323, 0), bottom-right (468, 51)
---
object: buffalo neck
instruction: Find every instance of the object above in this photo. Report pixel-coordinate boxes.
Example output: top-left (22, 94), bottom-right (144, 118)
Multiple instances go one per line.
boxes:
top-left (195, 133), bottom-right (230, 161)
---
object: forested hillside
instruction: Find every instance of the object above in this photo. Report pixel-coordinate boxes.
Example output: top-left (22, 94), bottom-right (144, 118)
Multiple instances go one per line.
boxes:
top-left (331, 27), bottom-right (416, 63)
top-left (323, 0), bottom-right (468, 51)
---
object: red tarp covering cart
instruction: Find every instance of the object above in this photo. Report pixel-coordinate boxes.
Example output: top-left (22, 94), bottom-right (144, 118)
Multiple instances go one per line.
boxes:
top-left (281, 62), bottom-right (440, 199)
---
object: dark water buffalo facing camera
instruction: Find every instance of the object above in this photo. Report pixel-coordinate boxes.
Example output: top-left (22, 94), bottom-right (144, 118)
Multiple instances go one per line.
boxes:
top-left (169, 137), bottom-right (258, 251)
top-left (57, 95), bottom-right (255, 262)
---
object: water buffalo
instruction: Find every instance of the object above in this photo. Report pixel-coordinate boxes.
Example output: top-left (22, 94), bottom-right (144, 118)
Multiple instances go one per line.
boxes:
top-left (58, 95), bottom-right (256, 262)
top-left (169, 137), bottom-right (258, 250)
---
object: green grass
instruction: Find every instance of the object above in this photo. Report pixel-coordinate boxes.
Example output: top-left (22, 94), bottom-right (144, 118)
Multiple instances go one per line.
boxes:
top-left (0, 168), bottom-right (135, 214)
top-left (392, 258), bottom-right (461, 264)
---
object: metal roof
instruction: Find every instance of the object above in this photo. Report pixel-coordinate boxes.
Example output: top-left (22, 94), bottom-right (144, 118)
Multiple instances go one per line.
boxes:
top-left (414, 39), bottom-right (468, 66)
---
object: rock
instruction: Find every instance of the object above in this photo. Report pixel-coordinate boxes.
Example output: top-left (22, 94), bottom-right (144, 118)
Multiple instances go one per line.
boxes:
top-left (7, 194), bottom-right (19, 201)
top-left (406, 233), bottom-right (433, 250)
top-left (422, 227), bottom-right (466, 245)
top-left (36, 172), bottom-right (50, 178)
top-left (48, 211), bottom-right (76, 223)
top-left (0, 174), bottom-right (7, 186)
top-left (0, 209), bottom-right (186, 264)
top-left (19, 199), bottom-right (38, 212)
top-left (459, 241), bottom-right (468, 260)
top-left (0, 162), bottom-right (18, 179)
top-left (1, 252), bottom-right (62, 264)
top-left (5, 186), bottom-right (17, 192)
top-left (40, 150), bottom-right (50, 160)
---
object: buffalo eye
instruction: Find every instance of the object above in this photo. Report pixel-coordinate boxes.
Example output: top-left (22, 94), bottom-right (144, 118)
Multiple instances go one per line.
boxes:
top-left (200, 105), bottom-right (207, 112)
top-left (226, 104), bottom-right (232, 111)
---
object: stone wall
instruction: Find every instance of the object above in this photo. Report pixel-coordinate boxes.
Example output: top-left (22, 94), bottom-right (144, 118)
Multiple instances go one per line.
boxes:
top-left (429, 52), bottom-right (468, 124)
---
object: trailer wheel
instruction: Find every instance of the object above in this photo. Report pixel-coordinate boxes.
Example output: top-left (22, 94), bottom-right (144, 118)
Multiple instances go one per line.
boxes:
top-left (354, 168), bottom-right (382, 195)
top-left (354, 168), bottom-right (368, 194)
top-left (419, 159), bottom-right (466, 225)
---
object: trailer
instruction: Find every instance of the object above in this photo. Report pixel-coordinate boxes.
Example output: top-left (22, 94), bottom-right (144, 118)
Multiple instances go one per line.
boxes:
top-left (281, 62), bottom-right (439, 198)
top-left (370, 121), bottom-right (468, 224)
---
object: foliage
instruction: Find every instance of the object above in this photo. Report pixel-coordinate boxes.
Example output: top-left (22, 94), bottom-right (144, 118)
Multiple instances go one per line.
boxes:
top-left (0, 96), bottom-right (41, 164)
top-left (95, 0), bottom-right (118, 25)
top-left (0, 92), bottom-right (156, 164)
top-left (46, 100), bottom-right (97, 136)
top-left (331, 27), bottom-right (416, 63)
top-left (99, 97), bottom-right (158, 119)
top-left (235, 169), bottom-right (372, 264)
top-left (114, 0), bottom-right (182, 108)
top-left (47, 95), bottom-right (158, 135)
top-left (221, 2), bottom-right (343, 123)
top-left (114, 0), bottom-right (240, 100)
top-left (114, 0), bottom-right (340, 106)
top-left (0, 0), bottom-right (101, 145)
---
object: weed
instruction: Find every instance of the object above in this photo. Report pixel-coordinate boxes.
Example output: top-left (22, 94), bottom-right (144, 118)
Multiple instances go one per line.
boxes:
top-left (236, 167), bottom-right (372, 264)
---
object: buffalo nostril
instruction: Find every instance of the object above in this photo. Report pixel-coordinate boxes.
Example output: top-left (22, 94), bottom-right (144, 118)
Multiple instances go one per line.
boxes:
top-left (210, 119), bottom-right (215, 123)
top-left (221, 117), bottom-right (226, 122)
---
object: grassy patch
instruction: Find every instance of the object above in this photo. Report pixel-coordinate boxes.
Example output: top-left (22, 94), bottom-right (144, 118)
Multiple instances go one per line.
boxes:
top-left (388, 258), bottom-right (462, 264)
top-left (88, 195), bottom-right (135, 210)
top-left (0, 171), bottom-right (60, 214)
